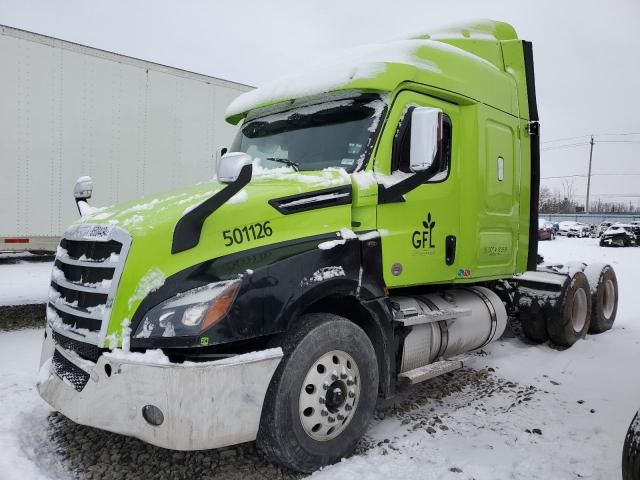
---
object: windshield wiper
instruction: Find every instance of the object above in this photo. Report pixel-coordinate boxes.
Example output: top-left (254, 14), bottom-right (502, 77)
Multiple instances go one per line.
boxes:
top-left (266, 157), bottom-right (299, 171)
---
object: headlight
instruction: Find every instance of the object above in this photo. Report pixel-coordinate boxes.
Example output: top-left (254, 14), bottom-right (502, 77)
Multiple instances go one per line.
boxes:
top-left (134, 280), bottom-right (240, 339)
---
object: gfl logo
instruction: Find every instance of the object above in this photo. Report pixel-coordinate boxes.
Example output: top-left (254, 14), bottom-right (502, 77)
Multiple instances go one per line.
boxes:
top-left (412, 212), bottom-right (436, 249)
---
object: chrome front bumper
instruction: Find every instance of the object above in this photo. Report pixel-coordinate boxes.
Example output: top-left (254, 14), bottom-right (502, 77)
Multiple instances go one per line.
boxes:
top-left (37, 326), bottom-right (283, 450)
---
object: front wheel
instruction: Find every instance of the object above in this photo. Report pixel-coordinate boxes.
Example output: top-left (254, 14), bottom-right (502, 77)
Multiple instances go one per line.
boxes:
top-left (257, 313), bottom-right (378, 473)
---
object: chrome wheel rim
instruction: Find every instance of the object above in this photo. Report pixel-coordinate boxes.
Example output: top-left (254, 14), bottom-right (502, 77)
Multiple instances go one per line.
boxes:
top-left (602, 279), bottom-right (615, 318)
top-left (298, 350), bottom-right (360, 441)
top-left (571, 288), bottom-right (588, 332)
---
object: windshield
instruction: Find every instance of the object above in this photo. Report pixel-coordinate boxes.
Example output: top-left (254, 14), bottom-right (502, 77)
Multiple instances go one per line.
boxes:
top-left (230, 95), bottom-right (385, 173)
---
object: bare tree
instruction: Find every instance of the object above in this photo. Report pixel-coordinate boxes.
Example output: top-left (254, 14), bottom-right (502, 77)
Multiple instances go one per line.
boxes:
top-left (561, 178), bottom-right (575, 203)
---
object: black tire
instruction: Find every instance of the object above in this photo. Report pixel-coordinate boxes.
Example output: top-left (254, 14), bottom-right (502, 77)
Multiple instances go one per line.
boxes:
top-left (546, 271), bottom-right (592, 347)
top-left (584, 264), bottom-right (618, 334)
top-left (257, 313), bottom-right (378, 473)
top-left (520, 311), bottom-right (548, 343)
top-left (623, 410), bottom-right (640, 480)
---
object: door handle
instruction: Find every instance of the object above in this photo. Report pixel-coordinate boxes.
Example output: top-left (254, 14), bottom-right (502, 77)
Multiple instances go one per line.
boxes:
top-left (445, 235), bottom-right (456, 266)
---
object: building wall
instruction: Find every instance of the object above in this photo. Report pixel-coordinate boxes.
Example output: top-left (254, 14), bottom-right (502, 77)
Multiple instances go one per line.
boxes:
top-left (0, 25), bottom-right (252, 237)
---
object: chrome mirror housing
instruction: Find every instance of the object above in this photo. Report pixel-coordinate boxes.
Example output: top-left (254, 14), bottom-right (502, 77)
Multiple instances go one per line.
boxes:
top-left (217, 152), bottom-right (253, 184)
top-left (409, 107), bottom-right (443, 172)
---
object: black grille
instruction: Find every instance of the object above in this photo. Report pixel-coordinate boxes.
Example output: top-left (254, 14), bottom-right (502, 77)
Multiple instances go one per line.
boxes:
top-left (52, 349), bottom-right (90, 392)
top-left (53, 331), bottom-right (103, 363)
top-left (50, 236), bottom-right (123, 337)
top-left (54, 259), bottom-right (115, 285)
top-left (49, 305), bottom-right (102, 332)
top-left (51, 281), bottom-right (108, 308)
top-left (60, 238), bottom-right (122, 261)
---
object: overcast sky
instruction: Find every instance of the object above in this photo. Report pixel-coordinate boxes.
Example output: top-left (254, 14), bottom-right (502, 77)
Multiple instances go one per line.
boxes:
top-left (1, 0), bottom-right (639, 205)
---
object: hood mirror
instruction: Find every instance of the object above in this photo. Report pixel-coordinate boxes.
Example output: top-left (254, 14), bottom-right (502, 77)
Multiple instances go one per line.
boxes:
top-left (73, 176), bottom-right (94, 216)
top-left (217, 152), bottom-right (253, 184)
top-left (410, 107), bottom-right (443, 172)
top-left (74, 176), bottom-right (93, 200)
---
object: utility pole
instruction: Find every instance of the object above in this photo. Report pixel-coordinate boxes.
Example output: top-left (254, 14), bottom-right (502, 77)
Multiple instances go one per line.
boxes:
top-left (585, 135), bottom-right (595, 213)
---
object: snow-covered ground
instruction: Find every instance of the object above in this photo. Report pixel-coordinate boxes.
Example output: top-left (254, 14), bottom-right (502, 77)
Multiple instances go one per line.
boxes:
top-left (317, 238), bottom-right (640, 479)
top-left (0, 237), bottom-right (638, 479)
top-left (0, 257), bottom-right (53, 306)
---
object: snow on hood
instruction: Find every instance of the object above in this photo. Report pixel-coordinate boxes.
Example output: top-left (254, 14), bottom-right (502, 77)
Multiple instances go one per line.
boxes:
top-left (78, 167), bottom-right (352, 234)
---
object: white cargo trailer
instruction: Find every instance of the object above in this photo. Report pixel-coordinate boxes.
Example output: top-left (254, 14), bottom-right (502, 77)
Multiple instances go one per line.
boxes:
top-left (0, 25), bottom-right (252, 252)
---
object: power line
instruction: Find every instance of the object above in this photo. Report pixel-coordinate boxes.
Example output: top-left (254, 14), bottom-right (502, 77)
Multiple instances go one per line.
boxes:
top-left (541, 173), bottom-right (640, 179)
top-left (541, 137), bottom-right (640, 154)
top-left (542, 135), bottom-right (589, 144)
top-left (542, 139), bottom-right (640, 149)
top-left (597, 132), bottom-right (640, 137)
top-left (541, 142), bottom-right (589, 151)
top-left (541, 132), bottom-right (640, 144)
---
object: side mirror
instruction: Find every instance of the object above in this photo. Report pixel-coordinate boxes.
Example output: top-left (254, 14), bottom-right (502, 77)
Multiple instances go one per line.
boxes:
top-left (215, 146), bottom-right (228, 170)
top-left (74, 176), bottom-right (93, 200)
top-left (409, 107), bottom-right (443, 172)
top-left (217, 152), bottom-right (253, 184)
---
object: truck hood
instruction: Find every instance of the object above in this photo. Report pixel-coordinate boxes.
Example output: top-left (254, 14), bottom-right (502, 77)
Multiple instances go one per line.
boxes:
top-left (76, 168), bottom-right (355, 341)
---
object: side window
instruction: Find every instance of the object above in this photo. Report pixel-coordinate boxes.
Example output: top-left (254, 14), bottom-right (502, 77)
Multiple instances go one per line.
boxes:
top-left (391, 106), bottom-right (452, 182)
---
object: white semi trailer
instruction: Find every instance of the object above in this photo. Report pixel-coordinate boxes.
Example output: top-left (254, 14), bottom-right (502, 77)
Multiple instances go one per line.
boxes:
top-left (0, 25), bottom-right (251, 253)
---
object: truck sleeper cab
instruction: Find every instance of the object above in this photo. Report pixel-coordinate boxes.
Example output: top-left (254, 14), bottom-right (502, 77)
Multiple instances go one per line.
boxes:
top-left (38, 20), bottom-right (619, 473)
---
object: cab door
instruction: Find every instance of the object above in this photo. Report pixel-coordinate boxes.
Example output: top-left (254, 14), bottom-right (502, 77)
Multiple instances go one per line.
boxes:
top-left (375, 91), bottom-right (461, 288)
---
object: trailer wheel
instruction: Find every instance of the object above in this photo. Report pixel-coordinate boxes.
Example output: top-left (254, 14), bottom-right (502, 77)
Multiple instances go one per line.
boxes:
top-left (257, 313), bottom-right (378, 473)
top-left (520, 311), bottom-right (548, 343)
top-left (623, 410), bottom-right (640, 480)
top-left (584, 264), bottom-right (618, 334)
top-left (546, 271), bottom-right (592, 347)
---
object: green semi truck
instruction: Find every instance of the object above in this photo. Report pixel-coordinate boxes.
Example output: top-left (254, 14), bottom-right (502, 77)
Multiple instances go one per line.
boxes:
top-left (38, 20), bottom-right (619, 472)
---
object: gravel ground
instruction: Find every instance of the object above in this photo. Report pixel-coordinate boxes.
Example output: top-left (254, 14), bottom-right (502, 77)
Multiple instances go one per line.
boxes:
top-left (22, 366), bottom-right (523, 480)
top-left (26, 413), bottom-right (302, 480)
top-left (7, 308), bottom-right (538, 480)
top-left (0, 304), bottom-right (46, 331)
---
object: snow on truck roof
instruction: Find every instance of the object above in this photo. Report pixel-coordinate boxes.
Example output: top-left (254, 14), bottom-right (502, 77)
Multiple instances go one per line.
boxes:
top-left (226, 19), bottom-right (523, 124)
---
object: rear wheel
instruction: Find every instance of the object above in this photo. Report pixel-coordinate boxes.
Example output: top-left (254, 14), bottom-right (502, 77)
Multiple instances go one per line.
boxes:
top-left (623, 410), bottom-right (640, 480)
top-left (520, 311), bottom-right (548, 343)
top-left (584, 264), bottom-right (618, 334)
top-left (547, 271), bottom-right (592, 347)
top-left (257, 313), bottom-right (378, 473)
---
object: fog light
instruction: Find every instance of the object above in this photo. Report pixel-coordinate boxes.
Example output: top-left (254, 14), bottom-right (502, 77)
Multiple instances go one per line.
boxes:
top-left (142, 405), bottom-right (164, 426)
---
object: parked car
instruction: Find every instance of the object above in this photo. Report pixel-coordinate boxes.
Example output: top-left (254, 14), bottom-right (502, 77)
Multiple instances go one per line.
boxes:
top-left (538, 219), bottom-right (556, 240)
top-left (630, 221), bottom-right (640, 236)
top-left (558, 221), bottom-right (578, 236)
top-left (596, 221), bottom-right (613, 237)
top-left (567, 223), bottom-right (591, 238)
top-left (600, 224), bottom-right (637, 247)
